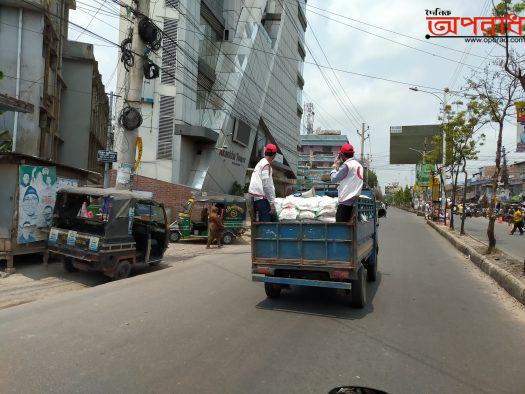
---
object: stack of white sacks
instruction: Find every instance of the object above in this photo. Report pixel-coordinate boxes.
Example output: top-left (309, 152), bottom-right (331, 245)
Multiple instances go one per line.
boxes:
top-left (275, 195), bottom-right (338, 223)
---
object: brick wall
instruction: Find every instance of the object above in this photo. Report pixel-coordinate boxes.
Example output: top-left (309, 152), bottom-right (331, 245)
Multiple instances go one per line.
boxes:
top-left (109, 170), bottom-right (196, 221)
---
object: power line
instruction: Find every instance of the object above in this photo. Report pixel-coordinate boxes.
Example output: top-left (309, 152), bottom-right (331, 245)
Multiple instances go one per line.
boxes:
top-left (304, 8), bottom-right (482, 71)
top-left (298, 1), bottom-right (496, 60)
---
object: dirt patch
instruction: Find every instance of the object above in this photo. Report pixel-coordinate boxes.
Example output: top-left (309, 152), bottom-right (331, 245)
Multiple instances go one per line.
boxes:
top-left (0, 236), bottom-right (251, 310)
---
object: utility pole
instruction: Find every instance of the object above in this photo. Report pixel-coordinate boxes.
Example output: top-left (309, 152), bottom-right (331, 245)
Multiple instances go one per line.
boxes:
top-left (115, 0), bottom-right (150, 190)
top-left (357, 122), bottom-right (370, 181)
top-left (104, 92), bottom-right (115, 188)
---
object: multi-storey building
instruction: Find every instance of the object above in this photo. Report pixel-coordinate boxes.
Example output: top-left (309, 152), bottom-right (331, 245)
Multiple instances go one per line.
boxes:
top-left (0, 0), bottom-right (108, 173)
top-left (116, 0), bottom-right (307, 195)
top-left (297, 132), bottom-right (349, 188)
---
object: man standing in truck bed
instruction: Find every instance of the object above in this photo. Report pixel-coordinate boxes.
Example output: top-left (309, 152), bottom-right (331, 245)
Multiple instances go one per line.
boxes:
top-left (330, 143), bottom-right (364, 222)
top-left (248, 144), bottom-right (278, 222)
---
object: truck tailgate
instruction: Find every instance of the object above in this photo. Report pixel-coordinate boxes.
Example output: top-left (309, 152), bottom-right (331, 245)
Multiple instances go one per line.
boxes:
top-left (252, 222), bottom-right (374, 269)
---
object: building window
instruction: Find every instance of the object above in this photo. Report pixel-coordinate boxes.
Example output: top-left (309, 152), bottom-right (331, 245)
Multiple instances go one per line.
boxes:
top-left (157, 95), bottom-right (175, 159)
top-left (161, 18), bottom-right (178, 85)
top-left (198, 14), bottom-right (221, 72)
top-left (165, 0), bottom-right (179, 9)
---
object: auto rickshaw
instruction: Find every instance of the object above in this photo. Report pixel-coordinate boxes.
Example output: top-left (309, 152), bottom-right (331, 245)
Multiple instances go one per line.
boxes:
top-left (169, 194), bottom-right (246, 245)
top-left (46, 187), bottom-right (169, 280)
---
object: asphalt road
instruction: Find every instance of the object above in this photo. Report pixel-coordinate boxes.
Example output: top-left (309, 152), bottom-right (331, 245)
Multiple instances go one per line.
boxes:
top-left (454, 214), bottom-right (525, 260)
top-left (1, 208), bottom-right (525, 394)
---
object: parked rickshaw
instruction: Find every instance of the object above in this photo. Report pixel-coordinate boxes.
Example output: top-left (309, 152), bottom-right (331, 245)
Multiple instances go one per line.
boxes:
top-left (46, 187), bottom-right (169, 280)
top-left (169, 194), bottom-right (246, 245)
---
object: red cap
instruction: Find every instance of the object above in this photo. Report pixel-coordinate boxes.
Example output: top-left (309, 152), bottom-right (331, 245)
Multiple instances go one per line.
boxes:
top-left (340, 143), bottom-right (354, 155)
top-left (265, 143), bottom-right (277, 153)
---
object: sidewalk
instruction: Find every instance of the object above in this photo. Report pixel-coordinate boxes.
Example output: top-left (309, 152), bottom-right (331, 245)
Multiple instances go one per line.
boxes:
top-left (427, 220), bottom-right (525, 306)
top-left (452, 214), bottom-right (524, 261)
top-left (0, 236), bottom-right (250, 310)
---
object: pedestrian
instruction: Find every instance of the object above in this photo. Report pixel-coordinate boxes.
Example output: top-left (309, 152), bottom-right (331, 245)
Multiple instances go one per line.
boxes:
top-left (248, 143), bottom-right (278, 222)
top-left (207, 206), bottom-right (224, 248)
top-left (330, 143), bottom-right (363, 222)
top-left (509, 208), bottom-right (524, 235)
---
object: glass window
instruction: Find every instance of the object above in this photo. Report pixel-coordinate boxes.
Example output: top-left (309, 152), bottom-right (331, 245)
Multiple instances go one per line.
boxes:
top-left (198, 15), bottom-right (221, 72)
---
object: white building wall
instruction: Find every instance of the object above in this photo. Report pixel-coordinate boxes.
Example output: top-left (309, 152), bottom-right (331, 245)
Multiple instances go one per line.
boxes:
top-left (116, 0), bottom-right (305, 193)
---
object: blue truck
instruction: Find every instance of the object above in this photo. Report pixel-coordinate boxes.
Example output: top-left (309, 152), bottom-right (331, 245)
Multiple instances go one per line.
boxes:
top-left (251, 187), bottom-right (384, 308)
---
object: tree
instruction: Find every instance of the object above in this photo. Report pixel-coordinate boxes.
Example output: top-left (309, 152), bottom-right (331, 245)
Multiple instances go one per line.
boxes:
top-left (490, 1), bottom-right (525, 93)
top-left (367, 169), bottom-right (378, 189)
top-left (433, 98), bottom-right (486, 231)
top-left (469, 64), bottom-right (522, 252)
top-left (501, 146), bottom-right (509, 190)
top-left (403, 186), bottom-right (412, 205)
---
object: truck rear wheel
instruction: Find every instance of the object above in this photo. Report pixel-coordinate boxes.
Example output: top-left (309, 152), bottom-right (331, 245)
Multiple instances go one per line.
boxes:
top-left (264, 282), bottom-right (281, 298)
top-left (351, 267), bottom-right (367, 308)
top-left (366, 255), bottom-right (377, 282)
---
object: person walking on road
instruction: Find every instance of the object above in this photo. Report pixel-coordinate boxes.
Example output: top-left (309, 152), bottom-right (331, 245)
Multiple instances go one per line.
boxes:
top-left (248, 144), bottom-right (278, 222)
top-left (330, 143), bottom-right (363, 222)
top-left (207, 206), bottom-right (224, 248)
top-left (509, 208), bottom-right (524, 235)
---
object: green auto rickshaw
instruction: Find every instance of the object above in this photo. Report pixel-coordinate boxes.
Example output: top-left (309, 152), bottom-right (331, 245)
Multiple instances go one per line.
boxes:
top-left (169, 194), bottom-right (247, 245)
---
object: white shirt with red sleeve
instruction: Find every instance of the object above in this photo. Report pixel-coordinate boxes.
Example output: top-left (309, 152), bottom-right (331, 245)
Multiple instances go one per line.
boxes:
top-left (331, 158), bottom-right (363, 204)
top-left (248, 158), bottom-right (276, 204)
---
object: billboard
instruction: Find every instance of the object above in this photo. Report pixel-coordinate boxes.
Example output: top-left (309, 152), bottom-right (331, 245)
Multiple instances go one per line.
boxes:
top-left (416, 163), bottom-right (434, 187)
top-left (389, 124), bottom-right (442, 164)
top-left (516, 102), bottom-right (525, 152)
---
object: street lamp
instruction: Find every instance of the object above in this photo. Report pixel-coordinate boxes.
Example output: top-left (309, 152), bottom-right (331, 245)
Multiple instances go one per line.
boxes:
top-left (409, 86), bottom-right (449, 224)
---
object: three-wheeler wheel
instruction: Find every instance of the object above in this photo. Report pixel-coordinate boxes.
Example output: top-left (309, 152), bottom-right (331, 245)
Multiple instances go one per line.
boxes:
top-left (113, 260), bottom-right (131, 280)
top-left (63, 257), bottom-right (79, 273)
top-left (264, 282), bottom-right (281, 298)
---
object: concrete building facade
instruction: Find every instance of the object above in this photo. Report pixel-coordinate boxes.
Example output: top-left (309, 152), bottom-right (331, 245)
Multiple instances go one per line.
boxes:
top-left (297, 132), bottom-right (349, 188)
top-left (60, 41), bottom-right (109, 174)
top-left (0, 0), bottom-right (109, 175)
top-left (0, 0), bottom-right (73, 161)
top-left (116, 0), bottom-right (306, 195)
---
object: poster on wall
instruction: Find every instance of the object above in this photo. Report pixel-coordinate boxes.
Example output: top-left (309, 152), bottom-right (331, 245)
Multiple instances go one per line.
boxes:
top-left (18, 165), bottom-right (57, 244)
top-left (516, 102), bottom-right (525, 152)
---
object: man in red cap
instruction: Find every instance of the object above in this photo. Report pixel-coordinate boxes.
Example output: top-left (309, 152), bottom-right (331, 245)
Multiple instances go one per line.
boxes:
top-left (330, 143), bottom-right (363, 222)
top-left (248, 143), bottom-right (278, 222)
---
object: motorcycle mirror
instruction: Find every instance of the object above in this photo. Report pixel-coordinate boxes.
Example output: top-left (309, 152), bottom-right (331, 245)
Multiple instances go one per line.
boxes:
top-left (329, 386), bottom-right (388, 394)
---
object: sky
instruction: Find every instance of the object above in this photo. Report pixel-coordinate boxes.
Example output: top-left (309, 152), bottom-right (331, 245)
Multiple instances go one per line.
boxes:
top-left (69, 0), bottom-right (525, 190)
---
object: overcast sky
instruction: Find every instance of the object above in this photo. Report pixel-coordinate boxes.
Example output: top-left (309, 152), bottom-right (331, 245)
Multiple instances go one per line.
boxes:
top-left (69, 0), bottom-right (525, 189)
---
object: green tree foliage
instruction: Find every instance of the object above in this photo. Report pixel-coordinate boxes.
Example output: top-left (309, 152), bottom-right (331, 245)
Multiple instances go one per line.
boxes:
top-left (367, 169), bottom-right (378, 188)
top-left (469, 64), bottom-right (522, 252)
top-left (490, 1), bottom-right (525, 92)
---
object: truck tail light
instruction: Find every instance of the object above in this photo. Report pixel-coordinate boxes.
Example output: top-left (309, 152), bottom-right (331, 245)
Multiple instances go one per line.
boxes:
top-left (257, 266), bottom-right (271, 275)
top-left (333, 270), bottom-right (349, 280)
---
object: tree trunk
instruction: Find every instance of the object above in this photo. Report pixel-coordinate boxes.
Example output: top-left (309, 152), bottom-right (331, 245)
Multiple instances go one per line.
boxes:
top-left (450, 166), bottom-right (459, 230)
top-left (487, 122), bottom-right (504, 253)
top-left (437, 165), bottom-right (446, 226)
top-left (460, 158), bottom-right (468, 235)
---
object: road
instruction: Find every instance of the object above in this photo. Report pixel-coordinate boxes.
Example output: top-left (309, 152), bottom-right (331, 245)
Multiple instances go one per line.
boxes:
top-left (1, 208), bottom-right (525, 394)
top-left (454, 214), bottom-right (525, 261)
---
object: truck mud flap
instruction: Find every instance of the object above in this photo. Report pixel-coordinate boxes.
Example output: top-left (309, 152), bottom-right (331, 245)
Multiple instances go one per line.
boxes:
top-left (252, 275), bottom-right (352, 289)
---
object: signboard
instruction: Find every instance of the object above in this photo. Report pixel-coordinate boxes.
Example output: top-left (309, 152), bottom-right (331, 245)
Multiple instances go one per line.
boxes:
top-left (97, 150), bottom-right (117, 163)
top-left (417, 164), bottom-right (434, 187)
top-left (389, 124), bottom-right (442, 164)
top-left (516, 102), bottom-right (525, 152)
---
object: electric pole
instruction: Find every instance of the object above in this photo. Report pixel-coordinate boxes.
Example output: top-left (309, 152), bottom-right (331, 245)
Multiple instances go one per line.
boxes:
top-left (115, 0), bottom-right (150, 190)
top-left (357, 122), bottom-right (370, 181)
top-left (104, 92), bottom-right (115, 188)
top-left (357, 122), bottom-right (369, 163)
